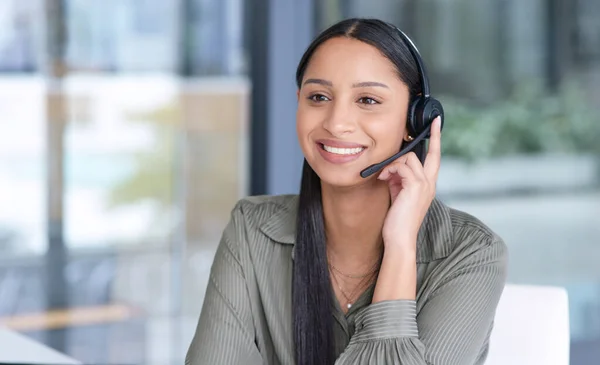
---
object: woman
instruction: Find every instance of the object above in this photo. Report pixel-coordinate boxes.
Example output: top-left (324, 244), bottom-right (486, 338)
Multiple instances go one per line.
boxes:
top-left (186, 18), bottom-right (508, 365)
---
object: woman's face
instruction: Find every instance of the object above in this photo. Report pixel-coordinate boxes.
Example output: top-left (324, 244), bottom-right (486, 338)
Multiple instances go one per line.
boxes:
top-left (296, 37), bottom-right (411, 188)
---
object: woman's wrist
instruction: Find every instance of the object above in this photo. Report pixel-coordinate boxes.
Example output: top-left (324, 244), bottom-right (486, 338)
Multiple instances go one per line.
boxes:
top-left (372, 239), bottom-right (418, 302)
top-left (382, 234), bottom-right (418, 254)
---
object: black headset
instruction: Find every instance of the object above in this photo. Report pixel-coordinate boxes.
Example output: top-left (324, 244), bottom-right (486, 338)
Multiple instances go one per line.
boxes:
top-left (360, 26), bottom-right (444, 178)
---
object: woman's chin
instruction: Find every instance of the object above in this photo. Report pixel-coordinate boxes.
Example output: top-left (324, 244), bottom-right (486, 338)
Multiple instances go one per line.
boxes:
top-left (313, 167), bottom-right (375, 189)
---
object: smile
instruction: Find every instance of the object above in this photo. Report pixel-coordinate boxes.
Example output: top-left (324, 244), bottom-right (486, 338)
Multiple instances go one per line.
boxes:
top-left (316, 141), bottom-right (367, 164)
top-left (321, 144), bottom-right (365, 155)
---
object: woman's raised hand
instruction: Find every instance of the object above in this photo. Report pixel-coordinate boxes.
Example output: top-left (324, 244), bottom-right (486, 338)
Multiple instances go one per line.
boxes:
top-left (378, 116), bottom-right (442, 250)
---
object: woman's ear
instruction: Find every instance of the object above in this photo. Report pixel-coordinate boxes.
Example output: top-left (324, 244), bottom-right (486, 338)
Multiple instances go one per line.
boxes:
top-left (296, 89), bottom-right (300, 101)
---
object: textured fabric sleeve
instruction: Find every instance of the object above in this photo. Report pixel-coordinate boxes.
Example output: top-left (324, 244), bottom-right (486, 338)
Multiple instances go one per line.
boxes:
top-left (335, 234), bottom-right (508, 365)
top-left (185, 203), bottom-right (264, 365)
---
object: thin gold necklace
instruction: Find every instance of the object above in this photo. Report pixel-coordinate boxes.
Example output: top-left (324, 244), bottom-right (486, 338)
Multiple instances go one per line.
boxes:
top-left (329, 261), bottom-right (379, 279)
top-left (330, 267), bottom-right (377, 309)
top-left (327, 250), bottom-right (382, 279)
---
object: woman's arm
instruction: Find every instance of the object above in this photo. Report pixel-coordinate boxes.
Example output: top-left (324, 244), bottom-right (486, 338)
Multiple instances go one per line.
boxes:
top-left (372, 239), bottom-right (418, 302)
top-left (335, 232), bottom-right (508, 365)
top-left (185, 203), bottom-right (264, 365)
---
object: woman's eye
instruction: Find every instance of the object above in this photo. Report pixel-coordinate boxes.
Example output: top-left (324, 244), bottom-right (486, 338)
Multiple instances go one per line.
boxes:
top-left (309, 94), bottom-right (330, 102)
top-left (358, 97), bottom-right (379, 105)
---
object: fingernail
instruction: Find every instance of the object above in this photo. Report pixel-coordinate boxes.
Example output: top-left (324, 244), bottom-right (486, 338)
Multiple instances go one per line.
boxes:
top-left (433, 117), bottom-right (441, 130)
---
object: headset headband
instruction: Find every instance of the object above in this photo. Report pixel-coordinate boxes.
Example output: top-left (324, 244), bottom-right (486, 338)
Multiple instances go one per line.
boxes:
top-left (391, 26), bottom-right (431, 97)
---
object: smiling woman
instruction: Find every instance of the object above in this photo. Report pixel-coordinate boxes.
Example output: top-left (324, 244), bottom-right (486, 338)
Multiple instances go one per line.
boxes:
top-left (186, 18), bottom-right (507, 365)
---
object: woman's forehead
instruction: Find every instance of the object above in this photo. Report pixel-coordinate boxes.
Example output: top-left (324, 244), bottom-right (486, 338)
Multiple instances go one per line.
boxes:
top-left (303, 37), bottom-right (400, 86)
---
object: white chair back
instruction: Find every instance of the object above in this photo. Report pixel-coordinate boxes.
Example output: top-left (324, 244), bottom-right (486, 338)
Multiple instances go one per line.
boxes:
top-left (485, 284), bottom-right (570, 365)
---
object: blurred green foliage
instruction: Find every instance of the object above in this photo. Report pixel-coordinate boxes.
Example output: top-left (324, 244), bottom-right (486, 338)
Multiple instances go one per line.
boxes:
top-left (439, 79), bottom-right (600, 162)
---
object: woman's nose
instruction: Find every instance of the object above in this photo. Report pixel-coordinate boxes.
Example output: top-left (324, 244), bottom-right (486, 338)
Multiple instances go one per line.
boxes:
top-left (322, 102), bottom-right (356, 136)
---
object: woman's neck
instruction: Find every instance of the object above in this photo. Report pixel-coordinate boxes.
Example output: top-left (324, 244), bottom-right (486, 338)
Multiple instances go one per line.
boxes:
top-left (321, 181), bottom-right (390, 270)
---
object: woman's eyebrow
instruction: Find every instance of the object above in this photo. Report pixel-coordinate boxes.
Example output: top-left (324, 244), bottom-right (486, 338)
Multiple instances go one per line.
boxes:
top-left (352, 81), bottom-right (389, 88)
top-left (303, 78), bottom-right (332, 86)
top-left (303, 79), bottom-right (389, 89)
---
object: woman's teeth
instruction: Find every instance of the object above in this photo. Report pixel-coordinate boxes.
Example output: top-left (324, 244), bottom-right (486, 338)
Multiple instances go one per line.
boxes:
top-left (322, 145), bottom-right (364, 155)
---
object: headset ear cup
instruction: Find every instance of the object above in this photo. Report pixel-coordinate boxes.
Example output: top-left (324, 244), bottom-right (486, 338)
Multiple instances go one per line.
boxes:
top-left (423, 97), bottom-right (444, 138)
top-left (415, 97), bottom-right (444, 138)
top-left (407, 97), bottom-right (422, 137)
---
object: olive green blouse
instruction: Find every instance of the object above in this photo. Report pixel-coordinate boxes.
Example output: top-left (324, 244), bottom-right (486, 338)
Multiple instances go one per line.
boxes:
top-left (185, 194), bottom-right (508, 364)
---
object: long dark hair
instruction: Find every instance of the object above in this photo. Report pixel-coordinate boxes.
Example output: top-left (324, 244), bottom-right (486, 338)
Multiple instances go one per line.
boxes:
top-left (292, 18), bottom-right (422, 365)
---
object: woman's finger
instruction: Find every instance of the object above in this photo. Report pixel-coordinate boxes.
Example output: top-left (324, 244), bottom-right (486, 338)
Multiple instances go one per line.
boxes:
top-left (389, 162), bottom-right (415, 183)
top-left (405, 152), bottom-right (426, 181)
top-left (377, 154), bottom-right (409, 180)
top-left (424, 116), bottom-right (442, 180)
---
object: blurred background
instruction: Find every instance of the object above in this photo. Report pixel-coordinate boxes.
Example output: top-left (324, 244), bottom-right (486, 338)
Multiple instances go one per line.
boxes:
top-left (0, 0), bottom-right (598, 364)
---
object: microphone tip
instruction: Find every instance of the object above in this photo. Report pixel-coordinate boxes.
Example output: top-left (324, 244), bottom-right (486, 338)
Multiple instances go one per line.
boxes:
top-left (360, 165), bottom-right (378, 178)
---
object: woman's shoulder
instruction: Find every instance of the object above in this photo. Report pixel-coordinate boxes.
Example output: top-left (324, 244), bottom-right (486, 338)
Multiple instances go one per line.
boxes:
top-left (225, 194), bottom-right (299, 242)
top-left (424, 198), bottom-right (508, 264)
top-left (235, 194), bottom-right (299, 209)
top-left (448, 204), bottom-right (505, 247)
top-left (230, 194), bottom-right (298, 223)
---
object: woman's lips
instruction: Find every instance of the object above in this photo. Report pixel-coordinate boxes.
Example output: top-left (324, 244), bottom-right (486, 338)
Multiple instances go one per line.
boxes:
top-left (315, 140), bottom-right (366, 164)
